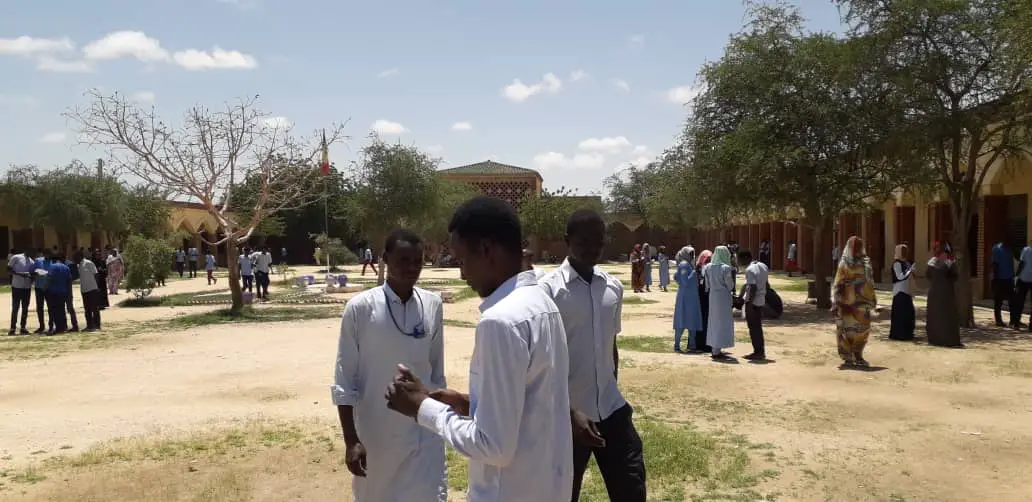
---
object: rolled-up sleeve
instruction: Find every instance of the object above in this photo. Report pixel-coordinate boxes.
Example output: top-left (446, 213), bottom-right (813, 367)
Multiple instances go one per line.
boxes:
top-left (331, 302), bottom-right (362, 406)
top-left (417, 317), bottom-right (529, 467)
top-left (428, 298), bottom-right (447, 391)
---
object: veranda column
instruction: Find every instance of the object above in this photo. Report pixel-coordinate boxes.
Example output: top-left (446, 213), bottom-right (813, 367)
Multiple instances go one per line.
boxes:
top-left (772, 222), bottom-right (785, 270)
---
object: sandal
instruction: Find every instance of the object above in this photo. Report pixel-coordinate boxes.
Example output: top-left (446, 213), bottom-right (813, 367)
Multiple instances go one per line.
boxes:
top-left (855, 359), bottom-right (870, 368)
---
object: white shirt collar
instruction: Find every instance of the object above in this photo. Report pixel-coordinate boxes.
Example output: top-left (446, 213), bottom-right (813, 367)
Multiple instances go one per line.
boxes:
top-left (383, 282), bottom-right (417, 304)
top-left (478, 272), bottom-right (540, 313)
top-left (558, 258), bottom-right (601, 285)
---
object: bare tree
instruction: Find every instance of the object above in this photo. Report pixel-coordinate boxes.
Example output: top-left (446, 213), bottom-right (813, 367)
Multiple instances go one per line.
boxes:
top-left (66, 89), bottom-right (348, 312)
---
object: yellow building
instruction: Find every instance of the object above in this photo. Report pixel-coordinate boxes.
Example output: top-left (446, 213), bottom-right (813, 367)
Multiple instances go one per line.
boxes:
top-left (694, 156), bottom-right (1031, 300)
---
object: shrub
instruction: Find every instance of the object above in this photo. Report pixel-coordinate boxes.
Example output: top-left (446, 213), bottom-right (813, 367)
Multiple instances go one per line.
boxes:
top-left (122, 235), bottom-right (173, 298)
top-left (312, 233), bottom-right (359, 265)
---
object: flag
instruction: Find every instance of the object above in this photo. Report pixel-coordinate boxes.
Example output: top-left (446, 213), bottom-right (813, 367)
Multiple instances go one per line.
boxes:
top-left (319, 130), bottom-right (330, 176)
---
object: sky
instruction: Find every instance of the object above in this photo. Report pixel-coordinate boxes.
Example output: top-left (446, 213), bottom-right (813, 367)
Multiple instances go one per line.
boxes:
top-left (0, 0), bottom-right (844, 195)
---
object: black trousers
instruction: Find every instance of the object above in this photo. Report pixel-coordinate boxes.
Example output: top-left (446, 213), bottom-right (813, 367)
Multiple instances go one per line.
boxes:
top-left (255, 271), bottom-right (270, 298)
top-left (1012, 280), bottom-right (1032, 328)
top-left (992, 279), bottom-right (1015, 324)
top-left (82, 290), bottom-right (101, 329)
top-left (64, 291), bottom-right (79, 330)
top-left (176, 262), bottom-right (185, 277)
top-left (34, 288), bottom-right (47, 330)
top-left (188, 260), bottom-right (198, 277)
top-left (10, 287), bottom-right (30, 331)
top-left (745, 303), bottom-right (766, 357)
top-left (46, 292), bottom-right (68, 332)
top-left (241, 274), bottom-right (254, 292)
top-left (571, 404), bottom-right (646, 502)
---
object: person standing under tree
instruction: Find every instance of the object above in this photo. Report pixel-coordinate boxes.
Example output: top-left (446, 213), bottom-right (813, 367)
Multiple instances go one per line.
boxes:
top-left (238, 247), bottom-right (254, 293)
top-left (361, 246), bottom-right (379, 276)
top-left (7, 248), bottom-right (34, 336)
top-left (1011, 241), bottom-right (1032, 331)
top-left (188, 246), bottom-right (199, 278)
top-left (888, 244), bottom-right (916, 341)
top-left (704, 246), bottom-right (737, 361)
top-left (737, 249), bottom-right (768, 362)
top-left (991, 241), bottom-right (1017, 327)
top-left (77, 252), bottom-right (102, 332)
top-left (657, 245), bottom-right (670, 292)
top-left (32, 250), bottom-right (50, 333)
top-left (539, 210), bottom-right (647, 502)
top-left (333, 229), bottom-right (448, 501)
top-left (385, 196), bottom-right (573, 502)
top-left (175, 248), bottom-right (186, 278)
top-left (673, 246), bottom-right (703, 353)
top-left (832, 236), bottom-right (878, 367)
top-left (253, 247), bottom-right (273, 300)
top-left (205, 250), bottom-right (218, 285)
top-left (45, 255), bottom-right (72, 335)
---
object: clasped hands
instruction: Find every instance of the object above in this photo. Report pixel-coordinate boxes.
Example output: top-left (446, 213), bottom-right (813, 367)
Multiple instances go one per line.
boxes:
top-left (385, 364), bottom-right (470, 418)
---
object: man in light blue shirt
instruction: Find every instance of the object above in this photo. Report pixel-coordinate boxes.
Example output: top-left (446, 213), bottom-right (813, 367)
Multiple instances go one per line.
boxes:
top-left (992, 241), bottom-right (1016, 327)
top-left (1011, 243), bottom-right (1032, 331)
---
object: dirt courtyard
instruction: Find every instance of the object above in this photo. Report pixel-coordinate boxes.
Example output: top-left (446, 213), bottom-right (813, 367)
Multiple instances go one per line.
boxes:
top-left (2, 263), bottom-right (1031, 501)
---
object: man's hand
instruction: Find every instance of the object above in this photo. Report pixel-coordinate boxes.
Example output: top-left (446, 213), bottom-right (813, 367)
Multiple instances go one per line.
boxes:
top-left (429, 388), bottom-right (470, 416)
top-left (385, 364), bottom-right (430, 418)
top-left (344, 441), bottom-right (367, 477)
top-left (571, 410), bottom-right (605, 448)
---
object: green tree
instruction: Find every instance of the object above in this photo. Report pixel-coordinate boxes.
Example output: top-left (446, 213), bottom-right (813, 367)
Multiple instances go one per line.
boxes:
top-left (122, 234), bottom-right (173, 298)
top-left (121, 186), bottom-right (172, 242)
top-left (686, 2), bottom-right (923, 308)
top-left (67, 90), bottom-right (347, 313)
top-left (520, 188), bottom-right (604, 242)
top-left (838, 0), bottom-right (1032, 325)
top-left (603, 165), bottom-right (653, 219)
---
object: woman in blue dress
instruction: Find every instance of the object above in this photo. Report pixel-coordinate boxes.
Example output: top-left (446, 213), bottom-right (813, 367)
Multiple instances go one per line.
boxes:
top-left (657, 246), bottom-right (671, 292)
top-left (673, 246), bottom-right (703, 353)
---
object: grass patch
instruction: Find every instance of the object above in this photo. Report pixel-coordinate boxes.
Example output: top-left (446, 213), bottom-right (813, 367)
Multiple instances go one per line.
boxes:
top-left (119, 289), bottom-right (234, 307)
top-left (622, 295), bottom-right (660, 305)
top-left (443, 319), bottom-right (476, 329)
top-left (618, 335), bottom-right (673, 354)
top-left (161, 306), bottom-right (341, 329)
top-left (450, 287), bottom-right (479, 303)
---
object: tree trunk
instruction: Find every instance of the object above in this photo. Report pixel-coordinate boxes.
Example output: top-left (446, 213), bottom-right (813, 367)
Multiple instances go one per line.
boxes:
top-left (810, 217), bottom-right (834, 310)
top-left (377, 250), bottom-right (386, 286)
top-left (225, 241), bottom-right (244, 313)
top-left (948, 199), bottom-right (976, 328)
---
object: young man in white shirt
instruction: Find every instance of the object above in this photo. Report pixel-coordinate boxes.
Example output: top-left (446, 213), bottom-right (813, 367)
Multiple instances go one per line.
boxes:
top-left (175, 248), bottom-right (186, 277)
top-left (737, 249), bottom-right (769, 361)
top-left (205, 251), bottom-right (218, 285)
top-left (361, 247), bottom-right (379, 276)
top-left (7, 248), bottom-right (35, 335)
top-left (238, 247), bottom-right (254, 293)
top-left (188, 246), bottom-right (199, 278)
top-left (77, 253), bottom-right (102, 332)
top-left (539, 210), bottom-right (647, 501)
top-left (253, 247), bottom-right (273, 300)
top-left (333, 229), bottom-right (448, 501)
top-left (385, 196), bottom-right (573, 502)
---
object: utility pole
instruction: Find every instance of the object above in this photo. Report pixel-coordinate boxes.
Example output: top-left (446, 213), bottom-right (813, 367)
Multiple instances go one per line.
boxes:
top-left (96, 158), bottom-right (104, 178)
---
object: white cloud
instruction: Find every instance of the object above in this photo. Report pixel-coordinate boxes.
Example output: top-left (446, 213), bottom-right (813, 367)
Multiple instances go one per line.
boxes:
top-left (578, 136), bottom-right (632, 154)
top-left (83, 31), bottom-right (169, 62)
top-left (36, 56), bottom-right (93, 72)
top-left (666, 85), bottom-right (700, 104)
top-left (376, 68), bottom-right (400, 78)
top-left (451, 121), bottom-right (473, 131)
top-left (570, 69), bottom-right (587, 82)
top-left (130, 91), bottom-right (156, 104)
top-left (501, 72), bottom-right (562, 102)
top-left (533, 151), bottom-right (605, 171)
top-left (0, 36), bottom-right (74, 56)
top-left (262, 116), bottom-right (292, 129)
top-left (628, 34), bottom-right (645, 48)
top-left (172, 48), bottom-right (257, 70)
top-left (632, 145), bottom-right (649, 155)
top-left (612, 79), bottom-right (630, 92)
top-left (372, 119), bottom-right (407, 135)
top-left (39, 132), bottom-right (67, 144)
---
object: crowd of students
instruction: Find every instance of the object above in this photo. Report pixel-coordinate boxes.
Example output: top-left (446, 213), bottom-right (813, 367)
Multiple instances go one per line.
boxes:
top-left (7, 247), bottom-right (122, 336)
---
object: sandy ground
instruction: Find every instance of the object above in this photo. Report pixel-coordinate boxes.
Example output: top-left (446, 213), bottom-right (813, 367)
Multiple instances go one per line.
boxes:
top-left (2, 263), bottom-right (1032, 501)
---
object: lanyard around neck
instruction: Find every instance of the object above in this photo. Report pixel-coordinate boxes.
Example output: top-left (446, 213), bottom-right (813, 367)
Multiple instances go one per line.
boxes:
top-left (384, 289), bottom-right (427, 339)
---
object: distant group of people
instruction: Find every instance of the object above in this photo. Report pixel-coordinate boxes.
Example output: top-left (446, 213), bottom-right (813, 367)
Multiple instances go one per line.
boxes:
top-left (7, 246), bottom-right (123, 336)
top-left (235, 246), bottom-right (274, 299)
top-left (990, 240), bottom-right (1032, 332)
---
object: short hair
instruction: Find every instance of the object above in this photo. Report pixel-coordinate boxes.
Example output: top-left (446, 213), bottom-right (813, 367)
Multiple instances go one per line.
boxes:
top-left (384, 228), bottom-right (423, 254)
top-left (448, 196), bottom-right (523, 254)
top-left (565, 209), bottom-right (605, 237)
top-left (737, 249), bottom-right (753, 262)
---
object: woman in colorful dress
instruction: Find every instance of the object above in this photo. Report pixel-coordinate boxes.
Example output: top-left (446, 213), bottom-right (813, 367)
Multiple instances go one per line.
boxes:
top-left (106, 249), bottom-right (124, 295)
top-left (831, 236), bottom-right (877, 368)
top-left (657, 245), bottom-right (671, 292)
top-left (695, 250), bottom-right (713, 353)
top-left (630, 244), bottom-right (646, 293)
top-left (888, 244), bottom-right (915, 341)
top-left (673, 246), bottom-right (703, 352)
top-left (704, 245), bottom-right (736, 360)
top-left (926, 241), bottom-right (962, 347)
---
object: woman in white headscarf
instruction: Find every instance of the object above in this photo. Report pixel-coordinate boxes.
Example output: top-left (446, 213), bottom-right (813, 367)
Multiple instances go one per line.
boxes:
top-left (888, 244), bottom-right (915, 341)
top-left (831, 236), bottom-right (877, 368)
top-left (704, 245), bottom-right (736, 360)
top-left (673, 246), bottom-right (703, 352)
